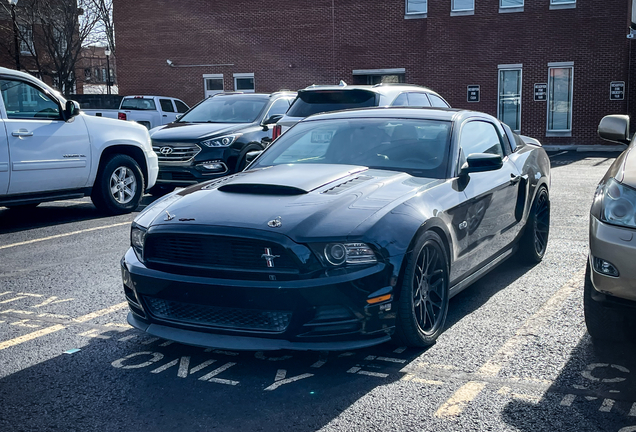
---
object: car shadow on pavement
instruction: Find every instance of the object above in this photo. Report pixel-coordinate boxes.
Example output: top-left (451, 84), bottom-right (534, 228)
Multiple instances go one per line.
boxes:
top-left (547, 150), bottom-right (622, 168)
top-left (501, 336), bottom-right (636, 432)
top-left (0, 194), bottom-right (160, 235)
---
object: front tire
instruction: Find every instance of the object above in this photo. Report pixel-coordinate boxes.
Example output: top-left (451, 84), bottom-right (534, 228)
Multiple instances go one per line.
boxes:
top-left (393, 231), bottom-right (449, 347)
top-left (91, 154), bottom-right (144, 215)
top-left (518, 186), bottom-right (550, 264)
top-left (584, 261), bottom-right (628, 342)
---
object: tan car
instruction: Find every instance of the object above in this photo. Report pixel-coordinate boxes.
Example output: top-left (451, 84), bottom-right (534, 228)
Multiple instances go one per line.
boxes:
top-left (585, 114), bottom-right (636, 341)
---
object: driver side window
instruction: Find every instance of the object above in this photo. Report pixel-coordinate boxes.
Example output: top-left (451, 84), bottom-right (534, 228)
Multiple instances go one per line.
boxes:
top-left (0, 79), bottom-right (61, 120)
top-left (458, 120), bottom-right (504, 166)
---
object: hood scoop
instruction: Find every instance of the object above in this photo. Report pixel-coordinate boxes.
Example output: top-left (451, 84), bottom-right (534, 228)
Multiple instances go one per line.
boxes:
top-left (218, 183), bottom-right (307, 195)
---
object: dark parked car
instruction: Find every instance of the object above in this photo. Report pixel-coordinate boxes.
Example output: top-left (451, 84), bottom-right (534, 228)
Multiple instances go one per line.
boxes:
top-left (122, 107), bottom-right (551, 350)
top-left (148, 91), bottom-right (296, 195)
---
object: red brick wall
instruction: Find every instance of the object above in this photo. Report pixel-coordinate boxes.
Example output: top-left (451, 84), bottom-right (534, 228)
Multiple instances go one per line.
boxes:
top-left (114, 0), bottom-right (633, 145)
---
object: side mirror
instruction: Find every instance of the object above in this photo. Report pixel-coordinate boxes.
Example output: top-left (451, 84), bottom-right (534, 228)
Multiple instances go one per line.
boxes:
top-left (459, 153), bottom-right (503, 176)
top-left (261, 114), bottom-right (283, 129)
top-left (598, 115), bottom-right (630, 145)
top-left (245, 150), bottom-right (263, 164)
top-left (175, 114), bottom-right (183, 120)
top-left (65, 100), bottom-right (81, 120)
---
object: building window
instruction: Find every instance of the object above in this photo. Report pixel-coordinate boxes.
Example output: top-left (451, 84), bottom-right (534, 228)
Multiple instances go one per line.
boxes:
top-left (352, 68), bottom-right (406, 85)
top-left (500, 0), bottom-right (523, 12)
top-left (18, 25), bottom-right (34, 54)
top-left (405, 0), bottom-right (427, 16)
top-left (498, 66), bottom-right (522, 132)
top-left (203, 74), bottom-right (224, 98)
top-left (550, 0), bottom-right (575, 9)
top-left (234, 73), bottom-right (255, 93)
top-left (551, 0), bottom-right (575, 4)
top-left (452, 0), bottom-right (474, 12)
top-left (547, 64), bottom-right (574, 133)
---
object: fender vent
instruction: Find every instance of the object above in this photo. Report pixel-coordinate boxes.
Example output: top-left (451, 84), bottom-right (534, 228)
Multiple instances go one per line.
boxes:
top-left (322, 175), bottom-right (373, 195)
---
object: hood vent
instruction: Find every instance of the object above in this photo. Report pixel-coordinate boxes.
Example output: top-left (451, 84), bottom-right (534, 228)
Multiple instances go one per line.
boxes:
top-left (322, 175), bottom-right (373, 195)
top-left (218, 183), bottom-right (307, 195)
top-left (202, 174), bottom-right (240, 190)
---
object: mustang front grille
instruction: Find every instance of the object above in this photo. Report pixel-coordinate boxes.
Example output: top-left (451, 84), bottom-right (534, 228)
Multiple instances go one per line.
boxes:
top-left (144, 297), bottom-right (292, 332)
top-left (144, 234), bottom-right (298, 273)
top-left (152, 143), bottom-right (201, 162)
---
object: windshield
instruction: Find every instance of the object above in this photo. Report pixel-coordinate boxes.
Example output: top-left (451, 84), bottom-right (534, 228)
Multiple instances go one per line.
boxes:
top-left (121, 97), bottom-right (157, 110)
top-left (178, 96), bottom-right (268, 123)
top-left (286, 89), bottom-right (379, 118)
top-left (252, 118), bottom-right (451, 178)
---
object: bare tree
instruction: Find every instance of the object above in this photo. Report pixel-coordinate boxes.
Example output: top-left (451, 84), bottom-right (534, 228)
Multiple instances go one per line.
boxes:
top-left (0, 0), bottom-right (101, 96)
top-left (89, 0), bottom-right (114, 52)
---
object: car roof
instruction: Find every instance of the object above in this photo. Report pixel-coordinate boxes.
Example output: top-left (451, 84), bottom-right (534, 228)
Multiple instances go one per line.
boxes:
top-left (0, 67), bottom-right (66, 102)
top-left (300, 83), bottom-right (440, 97)
top-left (302, 106), bottom-right (493, 123)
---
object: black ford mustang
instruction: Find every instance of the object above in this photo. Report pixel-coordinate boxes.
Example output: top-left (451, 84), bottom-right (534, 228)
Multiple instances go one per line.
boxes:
top-left (122, 107), bottom-right (551, 350)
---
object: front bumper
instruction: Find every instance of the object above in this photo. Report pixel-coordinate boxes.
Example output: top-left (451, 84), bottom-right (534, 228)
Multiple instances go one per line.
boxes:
top-left (121, 249), bottom-right (398, 351)
top-left (154, 145), bottom-right (239, 187)
top-left (589, 216), bottom-right (636, 304)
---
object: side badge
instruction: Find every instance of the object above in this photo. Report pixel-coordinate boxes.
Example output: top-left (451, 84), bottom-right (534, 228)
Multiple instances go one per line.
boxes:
top-left (268, 216), bottom-right (282, 228)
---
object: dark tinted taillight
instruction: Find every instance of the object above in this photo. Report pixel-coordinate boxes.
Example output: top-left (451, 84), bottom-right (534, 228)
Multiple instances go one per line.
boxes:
top-left (118, 112), bottom-right (127, 120)
top-left (272, 124), bottom-right (282, 140)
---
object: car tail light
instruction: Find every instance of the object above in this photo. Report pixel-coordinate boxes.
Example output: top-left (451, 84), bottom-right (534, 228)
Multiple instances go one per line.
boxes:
top-left (118, 112), bottom-right (127, 120)
top-left (272, 124), bottom-right (282, 140)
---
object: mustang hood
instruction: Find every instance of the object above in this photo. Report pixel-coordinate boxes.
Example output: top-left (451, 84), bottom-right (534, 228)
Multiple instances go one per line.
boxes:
top-left (147, 164), bottom-right (439, 241)
top-left (149, 122), bottom-right (248, 141)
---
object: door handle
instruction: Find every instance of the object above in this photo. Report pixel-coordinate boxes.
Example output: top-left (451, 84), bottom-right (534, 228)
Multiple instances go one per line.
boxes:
top-left (510, 174), bottom-right (522, 185)
top-left (12, 129), bottom-right (33, 137)
top-left (162, 114), bottom-right (167, 117)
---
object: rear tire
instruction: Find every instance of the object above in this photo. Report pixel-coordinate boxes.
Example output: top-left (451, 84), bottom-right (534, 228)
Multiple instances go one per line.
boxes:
top-left (392, 231), bottom-right (449, 347)
top-left (91, 154), bottom-right (144, 215)
top-left (518, 186), bottom-right (550, 264)
top-left (147, 184), bottom-right (176, 197)
top-left (584, 261), bottom-right (628, 342)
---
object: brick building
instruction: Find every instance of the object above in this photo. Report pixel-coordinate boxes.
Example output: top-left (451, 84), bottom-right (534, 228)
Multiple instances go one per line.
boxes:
top-left (113, 0), bottom-right (636, 146)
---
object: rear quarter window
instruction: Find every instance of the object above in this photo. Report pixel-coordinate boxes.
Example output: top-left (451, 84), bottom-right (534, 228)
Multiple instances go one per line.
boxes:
top-left (121, 98), bottom-right (157, 110)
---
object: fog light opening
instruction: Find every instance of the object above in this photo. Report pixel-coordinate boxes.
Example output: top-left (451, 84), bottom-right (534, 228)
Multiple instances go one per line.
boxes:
top-left (593, 257), bottom-right (620, 277)
top-left (198, 160), bottom-right (227, 173)
top-left (367, 294), bottom-right (392, 305)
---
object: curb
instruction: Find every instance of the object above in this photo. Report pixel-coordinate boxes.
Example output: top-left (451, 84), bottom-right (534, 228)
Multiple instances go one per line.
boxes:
top-left (542, 144), bottom-right (627, 153)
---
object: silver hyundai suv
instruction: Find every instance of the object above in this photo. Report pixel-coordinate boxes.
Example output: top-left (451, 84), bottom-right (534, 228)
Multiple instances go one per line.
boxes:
top-left (585, 114), bottom-right (636, 342)
top-left (272, 83), bottom-right (450, 140)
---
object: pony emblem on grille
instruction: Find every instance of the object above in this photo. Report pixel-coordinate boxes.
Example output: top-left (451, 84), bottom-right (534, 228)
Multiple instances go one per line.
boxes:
top-left (261, 248), bottom-right (280, 268)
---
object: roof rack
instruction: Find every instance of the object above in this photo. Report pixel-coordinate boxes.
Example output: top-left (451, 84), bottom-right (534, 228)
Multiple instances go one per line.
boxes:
top-left (372, 83), bottom-right (427, 88)
top-left (207, 91), bottom-right (244, 98)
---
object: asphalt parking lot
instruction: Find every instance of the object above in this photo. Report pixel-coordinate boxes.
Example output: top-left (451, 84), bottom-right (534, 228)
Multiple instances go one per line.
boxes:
top-left (0, 150), bottom-right (635, 432)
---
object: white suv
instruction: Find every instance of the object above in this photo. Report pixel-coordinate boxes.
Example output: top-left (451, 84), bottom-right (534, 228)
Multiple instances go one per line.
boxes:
top-left (272, 83), bottom-right (450, 139)
top-left (0, 67), bottom-right (158, 214)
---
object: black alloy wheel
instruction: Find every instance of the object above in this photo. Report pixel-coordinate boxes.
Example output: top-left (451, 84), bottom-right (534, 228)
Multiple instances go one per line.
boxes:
top-left (393, 231), bottom-right (449, 347)
top-left (519, 186), bottom-right (550, 264)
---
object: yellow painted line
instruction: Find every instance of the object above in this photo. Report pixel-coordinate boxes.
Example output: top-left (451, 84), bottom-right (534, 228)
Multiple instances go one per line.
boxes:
top-left (434, 381), bottom-right (487, 417)
top-left (0, 302), bottom-right (128, 351)
top-left (434, 269), bottom-right (585, 418)
top-left (0, 324), bottom-right (66, 351)
top-left (0, 222), bottom-right (130, 250)
top-left (73, 302), bottom-right (128, 323)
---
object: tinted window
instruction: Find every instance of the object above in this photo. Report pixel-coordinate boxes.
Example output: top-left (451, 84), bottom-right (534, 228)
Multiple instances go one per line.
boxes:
top-left (459, 121), bottom-right (504, 165)
top-left (407, 92), bottom-right (431, 107)
top-left (235, 77), bottom-right (255, 91)
top-left (391, 93), bottom-right (408, 106)
top-left (429, 94), bottom-right (450, 107)
top-left (252, 118), bottom-right (451, 179)
top-left (287, 90), bottom-right (378, 118)
top-left (121, 97), bottom-right (157, 110)
top-left (265, 98), bottom-right (291, 119)
top-left (178, 96), bottom-right (267, 123)
top-left (0, 79), bottom-right (61, 120)
top-left (159, 99), bottom-right (175, 112)
top-left (174, 100), bottom-right (189, 113)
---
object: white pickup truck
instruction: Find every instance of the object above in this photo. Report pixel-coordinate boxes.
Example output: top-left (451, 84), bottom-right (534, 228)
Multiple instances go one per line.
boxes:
top-left (84, 95), bottom-right (190, 129)
top-left (0, 67), bottom-right (158, 214)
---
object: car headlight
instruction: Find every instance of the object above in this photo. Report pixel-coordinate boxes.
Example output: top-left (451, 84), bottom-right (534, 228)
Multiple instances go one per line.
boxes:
top-left (316, 242), bottom-right (377, 266)
top-left (598, 178), bottom-right (636, 229)
top-left (131, 223), bottom-right (147, 261)
top-left (200, 134), bottom-right (240, 147)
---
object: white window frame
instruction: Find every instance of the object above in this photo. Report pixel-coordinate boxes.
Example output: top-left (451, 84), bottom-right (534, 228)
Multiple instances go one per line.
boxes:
top-left (550, 0), bottom-right (576, 10)
top-left (203, 73), bottom-right (224, 97)
top-left (18, 25), bottom-right (34, 55)
top-left (497, 64), bottom-right (522, 133)
top-left (451, 0), bottom-right (475, 15)
top-left (546, 62), bottom-right (574, 135)
top-left (233, 73), bottom-right (255, 93)
top-left (405, 0), bottom-right (427, 18)
top-left (499, 0), bottom-right (524, 13)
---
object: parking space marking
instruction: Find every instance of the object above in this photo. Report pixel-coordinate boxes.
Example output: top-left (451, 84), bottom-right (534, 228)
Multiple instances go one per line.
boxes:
top-left (561, 394), bottom-right (576, 406)
top-left (198, 362), bottom-right (239, 385)
top-left (0, 296), bottom-right (29, 304)
top-left (264, 370), bottom-right (312, 391)
top-left (0, 222), bottom-right (129, 250)
top-left (0, 302), bottom-right (128, 351)
top-left (434, 381), bottom-right (487, 417)
top-left (600, 399), bottom-right (615, 412)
